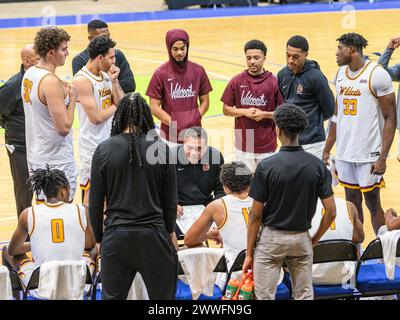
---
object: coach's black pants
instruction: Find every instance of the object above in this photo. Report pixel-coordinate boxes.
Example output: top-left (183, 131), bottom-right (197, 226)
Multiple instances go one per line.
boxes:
top-left (101, 226), bottom-right (178, 300)
top-left (7, 148), bottom-right (32, 216)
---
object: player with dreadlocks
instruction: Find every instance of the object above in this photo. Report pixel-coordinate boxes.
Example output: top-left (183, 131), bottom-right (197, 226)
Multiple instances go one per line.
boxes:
top-left (89, 92), bottom-right (178, 300)
top-left (323, 33), bottom-right (397, 235)
top-left (1, 165), bottom-right (95, 299)
top-left (110, 91), bottom-right (156, 165)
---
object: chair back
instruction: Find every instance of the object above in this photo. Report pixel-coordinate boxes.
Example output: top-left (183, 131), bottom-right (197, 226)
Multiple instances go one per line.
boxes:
top-left (313, 239), bottom-right (358, 264)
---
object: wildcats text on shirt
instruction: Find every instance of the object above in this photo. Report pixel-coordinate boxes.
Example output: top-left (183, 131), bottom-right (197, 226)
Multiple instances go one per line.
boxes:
top-left (170, 83), bottom-right (196, 99)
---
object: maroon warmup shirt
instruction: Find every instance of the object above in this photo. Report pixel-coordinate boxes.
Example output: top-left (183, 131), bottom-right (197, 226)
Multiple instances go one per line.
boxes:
top-left (221, 70), bottom-right (283, 154)
top-left (146, 29), bottom-right (213, 143)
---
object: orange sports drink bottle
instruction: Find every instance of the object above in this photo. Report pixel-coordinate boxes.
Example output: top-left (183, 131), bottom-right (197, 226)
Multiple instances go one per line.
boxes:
top-left (238, 281), bottom-right (254, 300)
top-left (222, 278), bottom-right (240, 300)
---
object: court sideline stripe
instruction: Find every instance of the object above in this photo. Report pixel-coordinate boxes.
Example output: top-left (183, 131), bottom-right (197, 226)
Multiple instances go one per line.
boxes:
top-left (0, 1), bottom-right (399, 29)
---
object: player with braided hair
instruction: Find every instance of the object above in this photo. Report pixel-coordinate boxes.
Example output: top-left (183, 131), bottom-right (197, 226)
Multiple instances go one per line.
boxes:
top-left (29, 164), bottom-right (70, 200)
top-left (1, 166), bottom-right (95, 298)
top-left (90, 92), bottom-right (178, 300)
top-left (110, 92), bottom-right (156, 165)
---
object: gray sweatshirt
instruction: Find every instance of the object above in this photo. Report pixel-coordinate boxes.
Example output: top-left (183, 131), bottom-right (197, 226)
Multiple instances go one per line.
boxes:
top-left (378, 48), bottom-right (400, 129)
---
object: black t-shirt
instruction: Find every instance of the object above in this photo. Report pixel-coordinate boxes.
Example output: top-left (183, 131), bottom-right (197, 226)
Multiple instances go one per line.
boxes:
top-left (249, 146), bottom-right (333, 232)
top-left (0, 66), bottom-right (26, 148)
top-left (89, 133), bottom-right (177, 242)
top-left (171, 145), bottom-right (225, 206)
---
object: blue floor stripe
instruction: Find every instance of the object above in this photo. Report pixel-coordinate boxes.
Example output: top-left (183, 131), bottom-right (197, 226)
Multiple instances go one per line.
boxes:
top-left (0, 0), bottom-right (398, 29)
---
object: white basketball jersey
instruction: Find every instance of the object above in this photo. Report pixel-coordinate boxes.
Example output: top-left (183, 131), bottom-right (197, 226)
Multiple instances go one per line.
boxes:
top-left (310, 198), bottom-right (355, 285)
top-left (335, 61), bottom-right (384, 162)
top-left (75, 67), bottom-right (113, 161)
top-left (310, 198), bottom-right (353, 241)
top-left (22, 66), bottom-right (74, 165)
top-left (27, 202), bottom-right (86, 267)
top-left (218, 194), bottom-right (253, 268)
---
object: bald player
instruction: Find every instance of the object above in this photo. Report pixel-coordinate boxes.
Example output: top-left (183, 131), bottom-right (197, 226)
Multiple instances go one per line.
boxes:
top-left (0, 44), bottom-right (39, 217)
top-left (22, 27), bottom-right (79, 202)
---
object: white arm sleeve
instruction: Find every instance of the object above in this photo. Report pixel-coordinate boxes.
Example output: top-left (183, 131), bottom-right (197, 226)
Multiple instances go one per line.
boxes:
top-left (371, 66), bottom-right (394, 97)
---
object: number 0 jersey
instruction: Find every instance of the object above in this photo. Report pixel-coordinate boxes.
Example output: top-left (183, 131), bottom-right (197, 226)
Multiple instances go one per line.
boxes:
top-left (27, 202), bottom-right (86, 267)
top-left (75, 67), bottom-right (113, 175)
top-left (335, 61), bottom-right (393, 162)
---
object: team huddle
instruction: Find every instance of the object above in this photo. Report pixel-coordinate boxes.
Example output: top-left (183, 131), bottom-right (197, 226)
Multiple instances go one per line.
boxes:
top-left (1, 18), bottom-right (400, 300)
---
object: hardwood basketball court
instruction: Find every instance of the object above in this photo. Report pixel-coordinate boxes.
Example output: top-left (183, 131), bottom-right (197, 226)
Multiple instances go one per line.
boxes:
top-left (1, 2), bottom-right (400, 247)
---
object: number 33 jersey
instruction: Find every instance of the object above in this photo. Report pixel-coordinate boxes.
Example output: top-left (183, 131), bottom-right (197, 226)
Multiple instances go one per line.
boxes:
top-left (335, 61), bottom-right (393, 162)
top-left (28, 202), bottom-right (86, 267)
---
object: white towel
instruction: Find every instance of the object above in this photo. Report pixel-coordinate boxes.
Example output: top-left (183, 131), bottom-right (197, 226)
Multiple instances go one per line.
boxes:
top-left (126, 273), bottom-right (149, 300)
top-left (0, 266), bottom-right (13, 300)
top-left (379, 230), bottom-right (400, 280)
top-left (38, 260), bottom-right (87, 300)
top-left (327, 157), bottom-right (338, 187)
top-left (178, 248), bottom-right (224, 300)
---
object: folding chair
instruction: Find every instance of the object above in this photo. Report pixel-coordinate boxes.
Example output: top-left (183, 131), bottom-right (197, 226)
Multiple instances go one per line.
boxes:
top-left (355, 238), bottom-right (400, 298)
top-left (91, 271), bottom-right (102, 300)
top-left (312, 239), bottom-right (359, 299)
top-left (92, 256), bottom-right (227, 300)
top-left (23, 264), bottom-right (93, 300)
top-left (223, 249), bottom-right (291, 300)
top-left (6, 268), bottom-right (24, 300)
top-left (176, 254), bottom-right (227, 300)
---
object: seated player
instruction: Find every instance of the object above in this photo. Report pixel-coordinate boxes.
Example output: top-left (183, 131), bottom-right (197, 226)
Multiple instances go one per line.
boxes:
top-left (184, 161), bottom-right (252, 290)
top-left (309, 197), bottom-right (364, 285)
top-left (184, 161), bottom-right (252, 268)
top-left (1, 166), bottom-right (96, 299)
top-left (185, 161), bottom-right (286, 291)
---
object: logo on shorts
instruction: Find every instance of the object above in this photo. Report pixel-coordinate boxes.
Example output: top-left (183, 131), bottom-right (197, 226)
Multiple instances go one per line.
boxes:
top-left (202, 164), bottom-right (210, 172)
top-left (371, 152), bottom-right (380, 157)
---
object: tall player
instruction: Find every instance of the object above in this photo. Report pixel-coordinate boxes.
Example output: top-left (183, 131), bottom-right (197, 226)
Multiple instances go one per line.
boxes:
top-left (221, 40), bottom-right (282, 173)
top-left (22, 27), bottom-right (78, 201)
top-left (1, 166), bottom-right (95, 299)
top-left (323, 33), bottom-right (397, 234)
top-left (72, 36), bottom-right (124, 207)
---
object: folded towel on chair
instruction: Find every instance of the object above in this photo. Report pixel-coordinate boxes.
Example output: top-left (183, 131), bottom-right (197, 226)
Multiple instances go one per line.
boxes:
top-left (0, 266), bottom-right (13, 300)
top-left (379, 229), bottom-right (400, 280)
top-left (38, 260), bottom-right (87, 300)
top-left (178, 248), bottom-right (224, 300)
